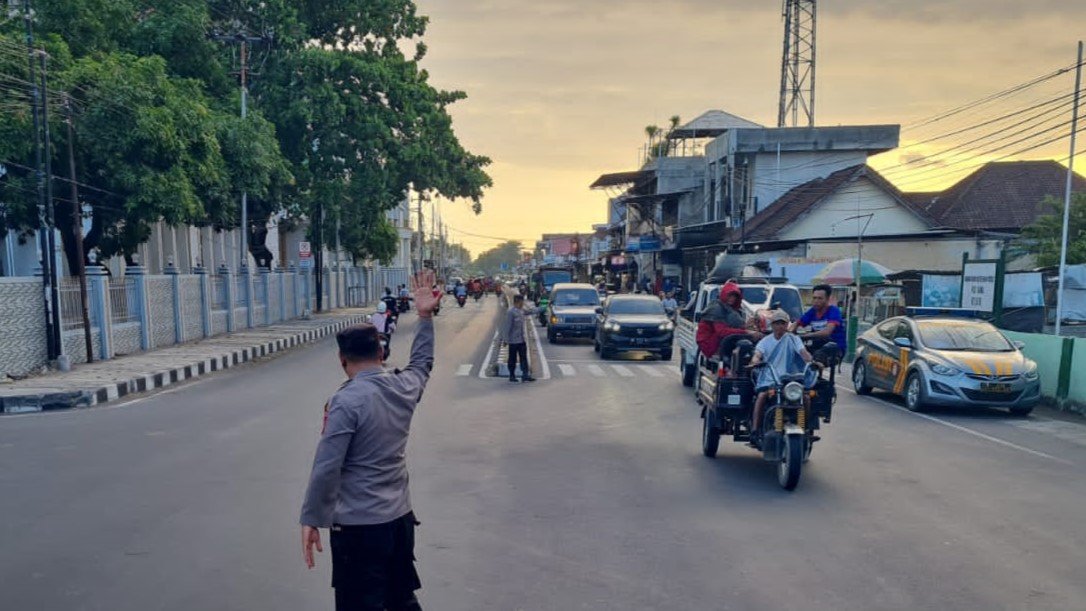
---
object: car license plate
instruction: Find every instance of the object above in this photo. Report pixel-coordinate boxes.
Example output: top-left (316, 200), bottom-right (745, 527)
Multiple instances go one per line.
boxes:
top-left (980, 382), bottom-right (1012, 393)
top-left (632, 338), bottom-right (647, 345)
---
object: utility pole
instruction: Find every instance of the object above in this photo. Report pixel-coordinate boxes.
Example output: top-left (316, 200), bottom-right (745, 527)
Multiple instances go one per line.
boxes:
top-left (24, 0), bottom-right (58, 360)
top-left (39, 50), bottom-right (62, 357)
top-left (416, 191), bottom-right (426, 272)
top-left (64, 95), bottom-right (93, 362)
top-left (212, 32), bottom-right (266, 270)
top-left (777, 0), bottom-right (817, 128)
top-left (1056, 40), bottom-right (1083, 336)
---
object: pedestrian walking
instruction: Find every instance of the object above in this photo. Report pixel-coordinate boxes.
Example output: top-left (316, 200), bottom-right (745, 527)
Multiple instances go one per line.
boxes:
top-left (300, 269), bottom-right (441, 611)
top-left (501, 293), bottom-right (536, 383)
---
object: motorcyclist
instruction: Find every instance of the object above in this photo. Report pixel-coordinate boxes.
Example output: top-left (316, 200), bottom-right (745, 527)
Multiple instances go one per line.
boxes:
top-left (660, 291), bottom-right (678, 318)
top-left (369, 301), bottom-right (393, 359)
top-left (696, 281), bottom-right (761, 365)
top-left (381, 288), bottom-right (399, 320)
top-left (748, 310), bottom-right (815, 440)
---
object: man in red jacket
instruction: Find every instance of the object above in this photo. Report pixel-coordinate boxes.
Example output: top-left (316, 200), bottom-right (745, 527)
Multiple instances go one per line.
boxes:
top-left (696, 281), bottom-right (760, 361)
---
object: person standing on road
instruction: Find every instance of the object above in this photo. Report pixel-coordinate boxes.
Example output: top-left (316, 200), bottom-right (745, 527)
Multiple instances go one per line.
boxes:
top-left (300, 269), bottom-right (441, 611)
top-left (500, 294), bottom-right (536, 383)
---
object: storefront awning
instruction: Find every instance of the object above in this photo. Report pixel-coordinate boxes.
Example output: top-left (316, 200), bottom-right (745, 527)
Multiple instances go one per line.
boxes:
top-left (590, 170), bottom-right (653, 189)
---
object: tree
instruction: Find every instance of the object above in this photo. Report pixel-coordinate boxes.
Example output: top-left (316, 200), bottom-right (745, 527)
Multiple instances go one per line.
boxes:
top-left (473, 241), bottom-right (522, 275)
top-left (1015, 193), bottom-right (1086, 267)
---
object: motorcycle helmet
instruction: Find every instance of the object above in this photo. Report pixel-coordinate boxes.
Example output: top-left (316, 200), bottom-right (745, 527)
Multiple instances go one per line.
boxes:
top-left (377, 302), bottom-right (387, 313)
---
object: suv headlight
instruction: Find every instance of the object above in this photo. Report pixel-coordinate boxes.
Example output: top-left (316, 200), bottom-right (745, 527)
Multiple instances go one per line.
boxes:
top-left (550, 315), bottom-right (559, 324)
top-left (783, 382), bottom-right (804, 403)
top-left (658, 321), bottom-right (674, 331)
top-left (931, 363), bottom-right (960, 377)
top-left (1024, 361), bottom-right (1039, 380)
top-left (605, 321), bottom-right (620, 332)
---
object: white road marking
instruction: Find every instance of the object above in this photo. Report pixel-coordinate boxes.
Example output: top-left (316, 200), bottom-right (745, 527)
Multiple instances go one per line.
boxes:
top-left (586, 365), bottom-right (607, 377)
top-left (478, 329), bottom-right (499, 379)
top-left (836, 382), bottom-right (1073, 465)
top-left (528, 317), bottom-right (552, 380)
top-left (1011, 419), bottom-right (1086, 447)
top-left (557, 364), bottom-right (577, 377)
top-left (456, 364), bottom-right (473, 377)
top-left (611, 365), bottom-right (635, 378)
top-left (638, 365), bottom-right (666, 378)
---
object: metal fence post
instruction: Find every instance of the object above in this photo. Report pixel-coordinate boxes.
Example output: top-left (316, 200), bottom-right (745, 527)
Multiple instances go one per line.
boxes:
top-left (242, 265), bottom-right (254, 329)
top-left (127, 264), bottom-right (152, 351)
top-left (1057, 337), bottom-right (1075, 406)
top-left (260, 267), bottom-right (271, 326)
top-left (277, 266), bottom-right (287, 322)
top-left (165, 262), bottom-right (183, 344)
top-left (220, 264), bottom-right (235, 332)
top-left (195, 264), bottom-right (211, 338)
top-left (86, 265), bottom-right (112, 360)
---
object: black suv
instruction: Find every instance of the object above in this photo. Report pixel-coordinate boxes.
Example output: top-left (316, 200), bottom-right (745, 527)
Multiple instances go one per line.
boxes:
top-left (546, 283), bottom-right (601, 343)
top-left (594, 295), bottom-right (674, 360)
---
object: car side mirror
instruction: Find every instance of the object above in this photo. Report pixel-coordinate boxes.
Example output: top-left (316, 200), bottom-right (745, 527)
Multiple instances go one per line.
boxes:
top-left (595, 307), bottom-right (603, 315)
top-left (1012, 340), bottom-right (1026, 350)
top-left (893, 337), bottom-right (912, 348)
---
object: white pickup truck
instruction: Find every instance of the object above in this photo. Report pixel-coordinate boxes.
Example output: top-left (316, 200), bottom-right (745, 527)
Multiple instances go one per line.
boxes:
top-left (675, 278), bottom-right (805, 387)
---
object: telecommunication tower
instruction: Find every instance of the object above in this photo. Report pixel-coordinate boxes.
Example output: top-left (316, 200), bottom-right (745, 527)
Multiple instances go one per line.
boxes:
top-left (777, 0), bottom-right (817, 127)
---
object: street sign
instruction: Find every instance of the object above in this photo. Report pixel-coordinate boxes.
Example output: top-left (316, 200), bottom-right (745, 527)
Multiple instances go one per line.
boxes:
top-left (962, 262), bottom-right (997, 312)
top-left (299, 241), bottom-right (312, 256)
top-left (299, 258), bottom-right (314, 270)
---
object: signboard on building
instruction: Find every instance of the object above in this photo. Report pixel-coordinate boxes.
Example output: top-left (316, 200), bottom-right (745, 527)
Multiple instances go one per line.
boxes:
top-left (961, 262), bottom-right (997, 312)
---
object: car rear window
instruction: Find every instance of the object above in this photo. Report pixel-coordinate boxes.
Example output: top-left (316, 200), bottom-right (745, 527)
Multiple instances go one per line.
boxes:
top-left (742, 287), bottom-right (768, 304)
top-left (609, 299), bottom-right (665, 315)
top-left (554, 289), bottom-right (600, 306)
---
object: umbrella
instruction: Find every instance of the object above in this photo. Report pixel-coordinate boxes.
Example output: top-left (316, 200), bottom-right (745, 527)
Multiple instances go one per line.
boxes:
top-left (811, 258), bottom-right (893, 286)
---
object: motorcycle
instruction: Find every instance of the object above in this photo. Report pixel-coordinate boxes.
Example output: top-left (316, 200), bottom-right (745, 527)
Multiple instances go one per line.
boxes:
top-left (457, 293), bottom-right (467, 307)
top-left (397, 296), bottom-right (410, 313)
top-left (696, 337), bottom-right (837, 490)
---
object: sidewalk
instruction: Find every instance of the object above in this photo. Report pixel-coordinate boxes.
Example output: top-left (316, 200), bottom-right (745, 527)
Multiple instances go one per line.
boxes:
top-left (0, 308), bottom-right (371, 414)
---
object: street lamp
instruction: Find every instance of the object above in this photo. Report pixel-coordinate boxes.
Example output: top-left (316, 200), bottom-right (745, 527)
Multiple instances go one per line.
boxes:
top-left (831, 213), bottom-right (874, 361)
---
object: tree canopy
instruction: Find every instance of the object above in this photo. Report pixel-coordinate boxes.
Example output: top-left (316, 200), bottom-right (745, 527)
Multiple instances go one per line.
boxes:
top-left (1014, 194), bottom-right (1086, 267)
top-left (473, 241), bottom-right (524, 275)
top-left (0, 0), bottom-right (490, 268)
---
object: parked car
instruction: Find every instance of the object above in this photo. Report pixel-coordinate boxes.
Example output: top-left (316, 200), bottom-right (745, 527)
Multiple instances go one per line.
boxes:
top-left (546, 283), bottom-right (601, 343)
top-left (852, 315), bottom-right (1041, 415)
top-left (594, 294), bottom-right (674, 360)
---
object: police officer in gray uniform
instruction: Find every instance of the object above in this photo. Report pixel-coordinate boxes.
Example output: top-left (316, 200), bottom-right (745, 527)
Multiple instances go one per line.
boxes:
top-left (301, 270), bottom-right (441, 610)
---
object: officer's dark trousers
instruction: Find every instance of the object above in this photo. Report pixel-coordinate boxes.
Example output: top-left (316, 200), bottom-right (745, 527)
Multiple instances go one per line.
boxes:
top-left (507, 342), bottom-right (529, 378)
top-left (330, 513), bottom-right (422, 611)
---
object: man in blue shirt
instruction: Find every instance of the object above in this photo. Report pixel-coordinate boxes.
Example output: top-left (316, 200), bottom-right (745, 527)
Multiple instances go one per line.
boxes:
top-left (792, 284), bottom-right (846, 353)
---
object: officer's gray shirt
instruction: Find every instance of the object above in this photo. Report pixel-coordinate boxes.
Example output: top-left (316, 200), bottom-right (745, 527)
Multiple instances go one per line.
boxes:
top-left (500, 306), bottom-right (535, 344)
top-left (300, 318), bottom-right (434, 527)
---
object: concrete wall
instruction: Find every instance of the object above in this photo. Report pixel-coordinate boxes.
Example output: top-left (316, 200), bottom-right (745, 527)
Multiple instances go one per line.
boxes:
top-left (1004, 330), bottom-right (1086, 410)
top-left (0, 278), bottom-right (47, 377)
top-left (806, 238), bottom-right (1007, 272)
top-left (113, 322), bottom-right (142, 357)
top-left (751, 151), bottom-right (867, 216)
top-left (180, 276), bottom-right (203, 341)
top-left (780, 177), bottom-right (929, 241)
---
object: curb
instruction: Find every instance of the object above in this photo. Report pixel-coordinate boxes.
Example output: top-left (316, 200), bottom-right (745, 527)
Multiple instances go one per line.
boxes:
top-left (0, 313), bottom-right (368, 414)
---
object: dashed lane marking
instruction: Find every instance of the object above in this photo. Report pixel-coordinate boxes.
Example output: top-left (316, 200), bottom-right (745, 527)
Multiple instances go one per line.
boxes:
top-left (557, 364), bottom-right (577, 377)
top-left (586, 365), bottom-right (607, 377)
top-left (611, 365), bottom-right (635, 378)
top-left (456, 364), bottom-right (473, 377)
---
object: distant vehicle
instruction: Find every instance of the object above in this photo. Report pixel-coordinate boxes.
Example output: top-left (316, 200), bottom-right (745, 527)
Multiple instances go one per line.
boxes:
top-left (675, 278), bottom-right (802, 387)
top-left (853, 315), bottom-right (1041, 415)
top-left (530, 266), bottom-right (574, 303)
top-left (545, 283), bottom-right (601, 343)
top-left (445, 277), bottom-right (464, 294)
top-left (594, 295), bottom-right (674, 360)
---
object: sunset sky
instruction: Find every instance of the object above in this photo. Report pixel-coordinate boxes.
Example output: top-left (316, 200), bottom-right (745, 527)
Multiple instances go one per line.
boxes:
top-left (414, 1), bottom-right (1086, 257)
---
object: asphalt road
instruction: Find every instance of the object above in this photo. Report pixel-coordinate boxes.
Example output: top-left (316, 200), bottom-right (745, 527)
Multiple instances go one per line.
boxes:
top-left (2, 297), bottom-right (1085, 610)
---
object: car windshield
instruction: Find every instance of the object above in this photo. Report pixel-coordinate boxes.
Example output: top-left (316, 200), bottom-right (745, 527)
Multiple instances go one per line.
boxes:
top-left (543, 270), bottom-right (572, 286)
top-left (609, 299), bottom-right (665, 315)
top-left (554, 289), bottom-right (600, 306)
top-left (917, 320), bottom-right (1014, 352)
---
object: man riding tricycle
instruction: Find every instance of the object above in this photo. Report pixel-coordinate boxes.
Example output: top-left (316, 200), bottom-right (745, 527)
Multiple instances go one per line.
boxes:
top-left (695, 309), bottom-right (838, 490)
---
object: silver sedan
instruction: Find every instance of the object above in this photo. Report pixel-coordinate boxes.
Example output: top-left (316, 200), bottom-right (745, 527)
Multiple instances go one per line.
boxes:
top-left (852, 316), bottom-right (1041, 416)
